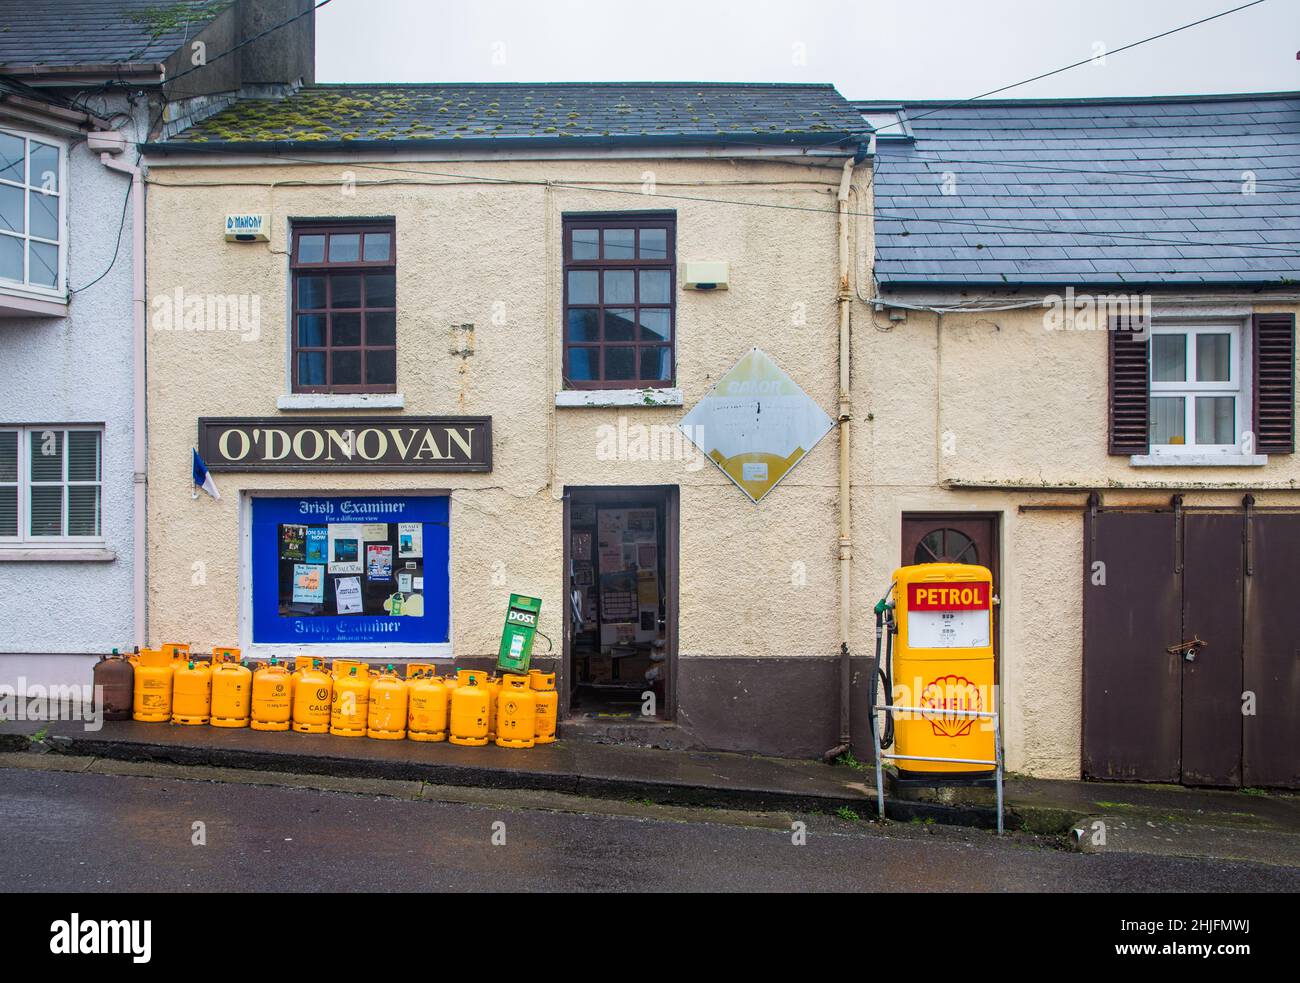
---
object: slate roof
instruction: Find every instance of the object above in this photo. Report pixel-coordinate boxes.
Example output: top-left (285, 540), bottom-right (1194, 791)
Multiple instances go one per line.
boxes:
top-left (152, 82), bottom-right (870, 150)
top-left (866, 93), bottom-right (1300, 288)
top-left (0, 0), bottom-right (227, 71)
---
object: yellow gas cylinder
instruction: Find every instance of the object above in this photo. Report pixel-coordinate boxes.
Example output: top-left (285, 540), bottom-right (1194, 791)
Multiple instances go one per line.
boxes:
top-left (132, 648), bottom-right (173, 722)
top-left (211, 646), bottom-right (240, 665)
top-left (210, 660), bottom-right (252, 727)
top-left (291, 657), bottom-right (333, 734)
top-left (528, 670), bottom-right (558, 744)
top-left (330, 664), bottom-right (370, 737)
top-left (407, 670), bottom-right (449, 742)
top-left (171, 659), bottom-right (213, 725)
top-left (495, 674), bottom-right (536, 749)
top-left (367, 665), bottom-right (409, 740)
top-left (161, 642), bottom-right (190, 665)
top-left (251, 659), bottom-right (293, 732)
top-left (485, 674), bottom-right (502, 739)
top-left (449, 669), bottom-right (490, 746)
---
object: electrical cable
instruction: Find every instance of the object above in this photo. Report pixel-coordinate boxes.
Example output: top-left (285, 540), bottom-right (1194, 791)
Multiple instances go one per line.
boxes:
top-left (870, 0), bottom-right (1272, 136)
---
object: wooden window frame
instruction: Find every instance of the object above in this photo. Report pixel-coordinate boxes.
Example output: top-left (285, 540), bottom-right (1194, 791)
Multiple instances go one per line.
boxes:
top-left (290, 221), bottom-right (397, 394)
top-left (562, 213), bottom-right (676, 390)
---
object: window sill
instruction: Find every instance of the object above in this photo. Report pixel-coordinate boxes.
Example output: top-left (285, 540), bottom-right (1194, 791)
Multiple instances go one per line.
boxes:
top-left (277, 393), bottom-right (406, 411)
top-left (1130, 453), bottom-right (1268, 468)
top-left (0, 288), bottom-right (69, 318)
top-left (556, 388), bottom-right (683, 408)
top-left (0, 547), bottom-right (116, 562)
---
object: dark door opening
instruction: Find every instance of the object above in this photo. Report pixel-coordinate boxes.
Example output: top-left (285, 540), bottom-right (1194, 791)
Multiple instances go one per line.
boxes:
top-left (563, 486), bottom-right (678, 721)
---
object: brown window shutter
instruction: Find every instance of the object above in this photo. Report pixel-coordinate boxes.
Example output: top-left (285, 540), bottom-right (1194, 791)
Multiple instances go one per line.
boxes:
top-left (1108, 317), bottom-right (1149, 454)
top-left (1253, 313), bottom-right (1296, 454)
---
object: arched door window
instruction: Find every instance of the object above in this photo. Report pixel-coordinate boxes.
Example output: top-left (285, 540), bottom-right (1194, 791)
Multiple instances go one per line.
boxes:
top-left (914, 528), bottom-right (978, 565)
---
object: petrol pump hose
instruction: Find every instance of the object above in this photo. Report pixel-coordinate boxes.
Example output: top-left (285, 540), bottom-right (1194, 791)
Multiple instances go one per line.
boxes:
top-left (874, 592), bottom-right (896, 750)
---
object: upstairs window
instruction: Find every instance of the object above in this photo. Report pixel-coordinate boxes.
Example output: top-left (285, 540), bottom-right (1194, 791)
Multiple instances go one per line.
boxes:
top-left (291, 222), bottom-right (396, 393)
top-left (0, 128), bottom-right (64, 294)
top-left (1149, 324), bottom-right (1241, 451)
top-left (563, 214), bottom-right (676, 389)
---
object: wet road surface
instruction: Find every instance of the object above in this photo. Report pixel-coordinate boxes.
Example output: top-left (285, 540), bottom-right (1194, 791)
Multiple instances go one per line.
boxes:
top-left (2, 767), bottom-right (1295, 892)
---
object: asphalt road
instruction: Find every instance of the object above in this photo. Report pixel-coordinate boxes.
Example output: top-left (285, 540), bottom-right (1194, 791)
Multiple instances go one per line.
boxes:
top-left (2, 767), bottom-right (1296, 892)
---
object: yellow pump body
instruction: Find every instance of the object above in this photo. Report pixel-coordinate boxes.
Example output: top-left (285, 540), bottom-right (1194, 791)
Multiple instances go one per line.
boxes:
top-left (330, 664), bottom-right (370, 737)
top-left (494, 674), bottom-right (536, 749)
top-left (449, 670), bottom-right (489, 746)
top-left (132, 648), bottom-right (173, 722)
top-left (367, 667), bottom-right (409, 740)
top-left (291, 658), bottom-right (333, 734)
top-left (251, 661), bottom-right (293, 731)
top-left (528, 670), bottom-right (558, 744)
top-left (210, 661), bottom-right (252, 727)
top-left (407, 673), bottom-right (449, 742)
top-left (171, 660), bottom-right (213, 725)
top-left (889, 563), bottom-right (997, 777)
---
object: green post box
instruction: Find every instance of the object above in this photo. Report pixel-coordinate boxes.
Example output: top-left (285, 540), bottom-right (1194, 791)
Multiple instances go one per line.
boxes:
top-left (497, 593), bottom-right (542, 674)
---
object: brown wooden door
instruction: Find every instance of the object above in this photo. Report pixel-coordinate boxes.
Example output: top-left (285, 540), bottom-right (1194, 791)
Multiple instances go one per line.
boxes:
top-left (1181, 514), bottom-right (1244, 787)
top-left (1082, 511), bottom-right (1183, 782)
top-left (1084, 508), bottom-right (1299, 789)
top-left (1243, 514), bottom-right (1300, 788)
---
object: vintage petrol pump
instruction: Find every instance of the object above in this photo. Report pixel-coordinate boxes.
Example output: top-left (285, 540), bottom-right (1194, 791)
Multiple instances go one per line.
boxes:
top-left (873, 563), bottom-right (998, 785)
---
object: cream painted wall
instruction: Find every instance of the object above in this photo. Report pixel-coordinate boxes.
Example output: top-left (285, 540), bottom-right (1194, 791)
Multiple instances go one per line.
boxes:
top-left (144, 154), bottom-right (857, 669)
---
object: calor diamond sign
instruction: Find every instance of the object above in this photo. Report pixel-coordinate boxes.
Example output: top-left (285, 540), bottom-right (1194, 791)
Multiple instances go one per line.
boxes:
top-left (678, 348), bottom-right (834, 503)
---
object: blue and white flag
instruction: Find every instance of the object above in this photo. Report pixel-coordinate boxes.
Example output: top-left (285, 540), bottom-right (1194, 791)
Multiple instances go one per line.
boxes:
top-left (192, 448), bottom-right (221, 500)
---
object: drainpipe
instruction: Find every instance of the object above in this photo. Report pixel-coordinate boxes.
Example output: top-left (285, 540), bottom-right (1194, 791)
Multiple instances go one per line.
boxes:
top-left (824, 152), bottom-right (860, 763)
top-left (94, 134), bottom-right (147, 649)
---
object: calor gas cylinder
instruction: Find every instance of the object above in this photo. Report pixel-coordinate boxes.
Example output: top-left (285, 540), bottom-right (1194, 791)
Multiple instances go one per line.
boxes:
top-left (291, 657), bottom-right (332, 734)
top-left (494, 674), bottom-right (536, 749)
top-left (172, 659), bottom-right (213, 725)
top-left (367, 665), bottom-right (409, 740)
top-left (132, 648), bottom-right (173, 722)
top-left (330, 664), bottom-right (370, 737)
top-left (93, 649), bottom-right (134, 721)
top-left (210, 660), bottom-right (252, 727)
top-left (407, 670), bottom-right (449, 742)
top-left (528, 670), bottom-right (558, 744)
top-left (251, 660), bottom-right (293, 732)
top-left (449, 669), bottom-right (490, 746)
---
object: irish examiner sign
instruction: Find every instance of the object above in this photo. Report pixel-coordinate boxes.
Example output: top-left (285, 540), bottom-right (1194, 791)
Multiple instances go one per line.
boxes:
top-left (197, 417), bottom-right (493, 472)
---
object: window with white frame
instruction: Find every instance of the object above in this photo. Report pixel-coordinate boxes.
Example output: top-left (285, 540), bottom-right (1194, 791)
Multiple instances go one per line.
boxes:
top-left (0, 128), bottom-right (64, 293)
top-left (1149, 323), bottom-right (1244, 452)
top-left (0, 427), bottom-right (103, 543)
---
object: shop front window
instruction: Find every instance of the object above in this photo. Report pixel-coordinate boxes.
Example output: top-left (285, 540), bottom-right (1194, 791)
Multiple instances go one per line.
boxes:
top-left (250, 494), bottom-right (448, 654)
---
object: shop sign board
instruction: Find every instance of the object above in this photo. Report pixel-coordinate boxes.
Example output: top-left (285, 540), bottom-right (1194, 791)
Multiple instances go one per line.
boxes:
top-left (678, 348), bottom-right (834, 503)
top-left (198, 416), bottom-right (491, 472)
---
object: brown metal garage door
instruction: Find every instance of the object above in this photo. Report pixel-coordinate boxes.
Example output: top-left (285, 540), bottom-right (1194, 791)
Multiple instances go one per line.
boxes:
top-left (1082, 503), bottom-right (1298, 789)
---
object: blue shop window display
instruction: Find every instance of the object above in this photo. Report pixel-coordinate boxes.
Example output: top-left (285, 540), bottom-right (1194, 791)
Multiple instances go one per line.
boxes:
top-left (251, 495), bottom-right (449, 648)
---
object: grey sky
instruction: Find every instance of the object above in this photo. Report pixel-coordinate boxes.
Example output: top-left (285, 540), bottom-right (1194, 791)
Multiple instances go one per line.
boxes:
top-left (315, 0), bottom-right (1298, 99)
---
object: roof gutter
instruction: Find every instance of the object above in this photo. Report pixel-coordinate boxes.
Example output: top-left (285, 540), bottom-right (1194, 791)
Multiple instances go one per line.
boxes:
top-left (0, 62), bottom-right (166, 85)
top-left (140, 131), bottom-right (870, 156)
top-left (0, 92), bottom-right (110, 133)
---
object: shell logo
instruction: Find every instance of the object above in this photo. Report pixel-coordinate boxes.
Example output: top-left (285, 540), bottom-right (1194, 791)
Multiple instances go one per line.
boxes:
top-left (919, 675), bottom-right (982, 737)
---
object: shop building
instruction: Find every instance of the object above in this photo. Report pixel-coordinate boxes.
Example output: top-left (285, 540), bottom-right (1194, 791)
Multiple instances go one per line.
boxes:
top-left (861, 94), bottom-right (1299, 787)
top-left (141, 81), bottom-right (877, 756)
top-left (0, 0), bottom-right (314, 692)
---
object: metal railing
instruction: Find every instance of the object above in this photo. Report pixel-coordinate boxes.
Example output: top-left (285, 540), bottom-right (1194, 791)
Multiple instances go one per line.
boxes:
top-left (868, 702), bottom-right (1004, 835)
